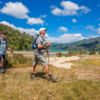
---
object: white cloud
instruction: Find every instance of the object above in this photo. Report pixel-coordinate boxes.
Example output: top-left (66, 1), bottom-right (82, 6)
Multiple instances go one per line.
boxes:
top-left (97, 28), bottom-right (100, 34)
top-left (0, 2), bottom-right (29, 19)
top-left (0, 21), bottom-right (37, 35)
top-left (72, 18), bottom-right (77, 23)
top-left (0, 2), bottom-right (45, 25)
top-left (86, 25), bottom-right (100, 34)
top-left (27, 17), bottom-right (44, 25)
top-left (47, 33), bottom-right (84, 43)
top-left (40, 14), bottom-right (47, 18)
top-left (86, 25), bottom-right (96, 31)
top-left (80, 5), bottom-right (90, 14)
top-left (51, 8), bottom-right (63, 15)
top-left (61, 1), bottom-right (79, 10)
top-left (51, 1), bottom-right (90, 16)
top-left (17, 27), bottom-right (37, 35)
top-left (58, 26), bottom-right (68, 32)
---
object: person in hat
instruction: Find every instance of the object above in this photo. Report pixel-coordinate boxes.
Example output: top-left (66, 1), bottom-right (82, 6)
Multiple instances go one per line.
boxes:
top-left (31, 28), bottom-right (58, 82)
top-left (0, 31), bottom-right (12, 73)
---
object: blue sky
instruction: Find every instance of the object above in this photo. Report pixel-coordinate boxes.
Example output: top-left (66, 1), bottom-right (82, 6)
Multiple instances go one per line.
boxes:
top-left (0, 0), bottom-right (100, 43)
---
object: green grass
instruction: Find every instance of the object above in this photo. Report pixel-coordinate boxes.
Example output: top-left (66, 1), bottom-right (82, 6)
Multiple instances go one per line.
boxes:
top-left (0, 55), bottom-right (100, 100)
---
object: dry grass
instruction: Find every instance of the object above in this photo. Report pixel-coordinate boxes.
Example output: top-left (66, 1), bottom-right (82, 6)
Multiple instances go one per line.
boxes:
top-left (0, 55), bottom-right (100, 100)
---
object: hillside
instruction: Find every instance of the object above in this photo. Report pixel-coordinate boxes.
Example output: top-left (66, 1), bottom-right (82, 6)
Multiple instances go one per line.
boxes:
top-left (0, 24), bottom-right (33, 50)
top-left (50, 37), bottom-right (100, 52)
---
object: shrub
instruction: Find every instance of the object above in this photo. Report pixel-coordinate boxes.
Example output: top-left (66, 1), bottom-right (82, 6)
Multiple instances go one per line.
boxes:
top-left (5, 53), bottom-right (32, 68)
top-left (56, 52), bottom-right (63, 57)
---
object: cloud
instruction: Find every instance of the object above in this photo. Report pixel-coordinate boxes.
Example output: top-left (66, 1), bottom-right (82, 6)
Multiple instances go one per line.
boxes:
top-left (47, 33), bottom-right (84, 43)
top-left (86, 25), bottom-right (100, 34)
top-left (27, 17), bottom-right (44, 25)
top-left (97, 28), bottom-right (100, 34)
top-left (86, 25), bottom-right (96, 31)
top-left (51, 1), bottom-right (90, 16)
top-left (0, 2), bottom-right (29, 19)
top-left (80, 5), bottom-right (91, 14)
top-left (58, 26), bottom-right (68, 32)
top-left (40, 14), bottom-right (47, 18)
top-left (72, 18), bottom-right (77, 23)
top-left (0, 21), bottom-right (37, 35)
top-left (0, 2), bottom-right (45, 25)
top-left (61, 1), bottom-right (79, 10)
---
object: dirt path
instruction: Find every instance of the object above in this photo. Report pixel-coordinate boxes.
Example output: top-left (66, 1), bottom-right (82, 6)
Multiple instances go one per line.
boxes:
top-left (49, 56), bottom-right (80, 69)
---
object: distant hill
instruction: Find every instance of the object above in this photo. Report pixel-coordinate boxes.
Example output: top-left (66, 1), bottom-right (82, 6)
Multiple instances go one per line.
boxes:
top-left (0, 24), bottom-right (100, 52)
top-left (50, 37), bottom-right (100, 52)
top-left (0, 24), bottom-right (32, 50)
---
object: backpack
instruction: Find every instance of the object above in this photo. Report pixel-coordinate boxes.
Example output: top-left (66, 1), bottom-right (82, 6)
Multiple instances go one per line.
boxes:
top-left (32, 34), bottom-right (39, 49)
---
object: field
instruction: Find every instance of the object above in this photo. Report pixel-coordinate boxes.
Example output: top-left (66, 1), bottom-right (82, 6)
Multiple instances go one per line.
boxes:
top-left (0, 53), bottom-right (100, 100)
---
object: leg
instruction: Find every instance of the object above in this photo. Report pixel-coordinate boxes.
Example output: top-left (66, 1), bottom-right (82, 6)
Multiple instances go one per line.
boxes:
top-left (39, 55), bottom-right (58, 82)
top-left (32, 62), bottom-right (38, 74)
top-left (0, 56), bottom-right (4, 73)
top-left (31, 56), bottom-right (38, 79)
top-left (43, 65), bottom-right (50, 75)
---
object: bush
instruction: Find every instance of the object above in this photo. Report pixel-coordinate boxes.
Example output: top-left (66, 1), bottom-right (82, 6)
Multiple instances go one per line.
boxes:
top-left (56, 52), bottom-right (63, 57)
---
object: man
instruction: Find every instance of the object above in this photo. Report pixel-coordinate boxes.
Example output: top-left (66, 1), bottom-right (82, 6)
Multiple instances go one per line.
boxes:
top-left (0, 31), bottom-right (12, 73)
top-left (31, 28), bottom-right (58, 82)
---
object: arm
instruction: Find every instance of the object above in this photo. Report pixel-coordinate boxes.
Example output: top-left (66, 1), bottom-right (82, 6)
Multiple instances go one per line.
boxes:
top-left (36, 36), bottom-right (51, 49)
top-left (37, 42), bottom-right (51, 49)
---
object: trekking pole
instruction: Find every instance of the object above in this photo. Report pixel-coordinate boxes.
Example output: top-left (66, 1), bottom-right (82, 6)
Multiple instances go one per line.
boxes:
top-left (46, 48), bottom-right (49, 64)
top-left (42, 47), bottom-right (50, 72)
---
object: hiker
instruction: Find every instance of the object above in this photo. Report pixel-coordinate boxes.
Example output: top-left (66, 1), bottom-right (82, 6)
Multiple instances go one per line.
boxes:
top-left (0, 31), bottom-right (12, 73)
top-left (31, 28), bottom-right (58, 82)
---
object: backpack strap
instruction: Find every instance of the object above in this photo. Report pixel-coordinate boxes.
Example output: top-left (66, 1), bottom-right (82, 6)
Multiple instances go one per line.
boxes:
top-left (34, 34), bottom-right (39, 45)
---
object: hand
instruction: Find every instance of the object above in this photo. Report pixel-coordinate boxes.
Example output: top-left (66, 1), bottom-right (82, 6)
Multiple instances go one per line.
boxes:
top-left (38, 44), bottom-right (43, 49)
top-left (46, 42), bottom-right (51, 46)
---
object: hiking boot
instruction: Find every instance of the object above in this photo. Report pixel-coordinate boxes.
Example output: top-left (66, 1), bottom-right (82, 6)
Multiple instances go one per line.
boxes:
top-left (43, 74), bottom-right (58, 82)
top-left (31, 73), bottom-right (35, 79)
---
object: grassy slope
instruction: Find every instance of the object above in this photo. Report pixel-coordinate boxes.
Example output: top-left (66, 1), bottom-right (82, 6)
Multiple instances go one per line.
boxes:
top-left (0, 55), bottom-right (100, 100)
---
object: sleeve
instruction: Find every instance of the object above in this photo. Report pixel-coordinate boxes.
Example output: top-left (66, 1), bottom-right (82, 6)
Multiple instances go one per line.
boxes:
top-left (36, 36), bottom-right (42, 45)
top-left (42, 38), bottom-right (47, 45)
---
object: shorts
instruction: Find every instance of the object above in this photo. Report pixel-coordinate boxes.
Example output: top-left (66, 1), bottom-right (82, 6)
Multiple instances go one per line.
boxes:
top-left (32, 54), bottom-right (48, 66)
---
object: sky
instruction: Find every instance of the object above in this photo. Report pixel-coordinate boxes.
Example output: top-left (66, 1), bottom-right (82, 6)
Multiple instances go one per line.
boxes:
top-left (0, 0), bottom-right (100, 43)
